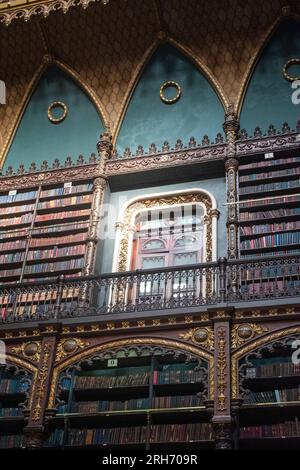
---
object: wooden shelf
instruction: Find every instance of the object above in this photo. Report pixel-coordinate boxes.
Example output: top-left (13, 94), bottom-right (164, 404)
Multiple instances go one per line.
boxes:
top-left (242, 375), bottom-right (300, 391)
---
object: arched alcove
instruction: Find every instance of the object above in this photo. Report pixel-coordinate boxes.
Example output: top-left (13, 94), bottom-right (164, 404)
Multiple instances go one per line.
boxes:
top-left (3, 65), bottom-right (104, 171)
top-left (116, 43), bottom-right (225, 154)
top-left (240, 20), bottom-right (300, 133)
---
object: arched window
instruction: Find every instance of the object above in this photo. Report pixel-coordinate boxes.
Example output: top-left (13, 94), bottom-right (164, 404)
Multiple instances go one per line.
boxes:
top-left (131, 204), bottom-right (204, 271)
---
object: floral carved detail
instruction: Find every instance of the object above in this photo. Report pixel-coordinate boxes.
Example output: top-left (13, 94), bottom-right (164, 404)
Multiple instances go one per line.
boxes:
top-left (12, 341), bottom-right (41, 363)
top-left (32, 343), bottom-right (51, 422)
top-left (216, 327), bottom-right (227, 412)
top-left (179, 327), bottom-right (214, 351)
top-left (55, 339), bottom-right (90, 362)
top-left (231, 324), bottom-right (269, 349)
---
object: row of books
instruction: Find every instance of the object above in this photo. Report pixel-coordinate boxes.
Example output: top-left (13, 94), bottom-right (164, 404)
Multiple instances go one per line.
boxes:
top-left (0, 407), bottom-right (23, 417)
top-left (40, 183), bottom-right (93, 198)
top-left (242, 249), bottom-right (300, 259)
top-left (67, 427), bottom-right (147, 446)
top-left (245, 387), bottom-right (300, 404)
top-left (67, 398), bottom-right (150, 413)
top-left (30, 221), bottom-right (89, 236)
top-left (0, 191), bottom-right (37, 204)
top-left (241, 232), bottom-right (300, 250)
top-left (241, 266), bottom-right (299, 280)
top-left (0, 213), bottom-right (33, 228)
top-left (0, 268), bottom-right (21, 278)
top-left (37, 194), bottom-right (92, 210)
top-left (0, 435), bottom-right (23, 448)
top-left (27, 245), bottom-right (85, 261)
top-left (240, 156), bottom-right (300, 171)
top-left (240, 420), bottom-right (300, 438)
top-left (240, 178), bottom-right (300, 195)
top-left (153, 368), bottom-right (204, 384)
top-left (241, 280), bottom-right (300, 295)
top-left (152, 395), bottom-right (200, 408)
top-left (73, 373), bottom-right (150, 389)
top-left (24, 258), bottom-right (84, 274)
top-left (0, 240), bottom-right (26, 251)
top-left (35, 209), bottom-right (90, 223)
top-left (0, 252), bottom-right (25, 264)
top-left (0, 379), bottom-right (29, 394)
top-left (240, 207), bottom-right (300, 222)
top-left (240, 166), bottom-right (300, 183)
top-left (240, 196), bottom-right (300, 210)
top-left (245, 363), bottom-right (300, 378)
top-left (29, 233), bottom-right (87, 248)
top-left (0, 203), bottom-right (35, 217)
top-left (151, 423), bottom-right (212, 442)
top-left (240, 221), bottom-right (300, 236)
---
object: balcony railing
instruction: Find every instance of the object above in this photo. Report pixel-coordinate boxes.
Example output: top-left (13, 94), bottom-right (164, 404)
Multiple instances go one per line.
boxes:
top-left (1, 254), bottom-right (300, 323)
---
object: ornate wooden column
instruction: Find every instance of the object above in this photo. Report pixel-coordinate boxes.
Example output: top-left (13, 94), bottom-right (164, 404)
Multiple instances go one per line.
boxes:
top-left (23, 325), bottom-right (59, 448)
top-left (223, 105), bottom-right (240, 261)
top-left (82, 127), bottom-right (113, 277)
top-left (210, 309), bottom-right (234, 449)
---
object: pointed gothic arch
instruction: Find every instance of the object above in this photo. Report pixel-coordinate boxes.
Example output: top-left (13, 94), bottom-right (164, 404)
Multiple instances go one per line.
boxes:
top-left (0, 57), bottom-right (108, 169)
top-left (237, 15), bottom-right (300, 121)
top-left (114, 37), bottom-right (227, 150)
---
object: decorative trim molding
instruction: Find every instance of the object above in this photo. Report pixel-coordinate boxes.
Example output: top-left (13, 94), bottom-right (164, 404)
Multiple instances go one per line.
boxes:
top-left (114, 189), bottom-right (217, 273)
top-left (231, 324), bottom-right (269, 349)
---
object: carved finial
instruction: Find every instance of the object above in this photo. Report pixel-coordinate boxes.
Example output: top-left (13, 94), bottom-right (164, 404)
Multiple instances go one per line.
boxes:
top-left (188, 137), bottom-right (196, 148)
top-left (17, 164), bottom-right (25, 174)
top-left (223, 103), bottom-right (239, 134)
top-left (136, 145), bottom-right (144, 156)
top-left (239, 129), bottom-right (248, 140)
top-left (52, 159), bottom-right (60, 169)
top-left (268, 124), bottom-right (276, 136)
top-left (215, 133), bottom-right (224, 144)
top-left (254, 127), bottom-right (262, 138)
top-left (149, 143), bottom-right (157, 154)
top-left (123, 147), bottom-right (131, 159)
top-left (96, 125), bottom-right (113, 155)
top-left (111, 149), bottom-right (119, 159)
top-left (282, 122), bottom-right (290, 133)
top-left (41, 160), bottom-right (48, 170)
top-left (29, 162), bottom-right (36, 172)
top-left (202, 135), bottom-right (210, 146)
top-left (42, 53), bottom-right (54, 64)
top-left (162, 141), bottom-right (170, 152)
top-left (89, 153), bottom-right (97, 163)
top-left (77, 155), bottom-right (84, 165)
top-left (65, 156), bottom-right (73, 167)
top-left (6, 166), bottom-right (13, 176)
top-left (175, 139), bottom-right (183, 150)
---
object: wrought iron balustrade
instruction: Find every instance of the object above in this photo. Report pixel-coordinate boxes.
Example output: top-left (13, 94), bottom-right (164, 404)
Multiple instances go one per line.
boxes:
top-left (0, 254), bottom-right (299, 323)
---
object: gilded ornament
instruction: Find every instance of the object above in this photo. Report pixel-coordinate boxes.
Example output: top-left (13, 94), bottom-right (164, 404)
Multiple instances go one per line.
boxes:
top-left (283, 59), bottom-right (300, 82)
top-left (217, 327), bottom-right (227, 412)
top-left (168, 317), bottom-right (176, 325)
top-left (12, 341), bottom-right (41, 363)
top-left (55, 338), bottom-right (89, 362)
top-left (121, 321), bottom-right (130, 329)
top-left (160, 81), bottom-right (182, 105)
top-left (47, 101), bottom-right (68, 124)
top-left (231, 323), bottom-right (268, 349)
top-left (32, 343), bottom-right (51, 422)
top-left (179, 327), bottom-right (214, 350)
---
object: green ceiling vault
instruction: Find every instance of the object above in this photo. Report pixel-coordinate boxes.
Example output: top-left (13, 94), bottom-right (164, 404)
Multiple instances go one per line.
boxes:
top-left (240, 20), bottom-right (300, 134)
top-left (3, 65), bottom-right (104, 171)
top-left (116, 44), bottom-right (225, 155)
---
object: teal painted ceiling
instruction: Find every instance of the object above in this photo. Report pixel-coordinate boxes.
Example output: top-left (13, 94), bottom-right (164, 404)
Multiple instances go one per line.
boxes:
top-left (3, 65), bottom-right (104, 171)
top-left (240, 20), bottom-right (300, 134)
top-left (116, 44), bottom-right (225, 155)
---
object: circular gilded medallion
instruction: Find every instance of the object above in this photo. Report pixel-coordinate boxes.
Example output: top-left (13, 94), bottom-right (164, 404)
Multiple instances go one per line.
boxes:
top-left (23, 342), bottom-right (39, 358)
top-left (62, 339), bottom-right (78, 354)
top-left (283, 59), bottom-right (300, 82)
top-left (160, 81), bottom-right (182, 104)
top-left (237, 324), bottom-right (253, 340)
top-left (48, 101), bottom-right (68, 124)
top-left (193, 328), bottom-right (209, 344)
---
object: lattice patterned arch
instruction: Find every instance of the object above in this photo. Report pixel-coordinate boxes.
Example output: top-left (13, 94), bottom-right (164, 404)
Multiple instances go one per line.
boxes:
top-left (48, 337), bottom-right (215, 408)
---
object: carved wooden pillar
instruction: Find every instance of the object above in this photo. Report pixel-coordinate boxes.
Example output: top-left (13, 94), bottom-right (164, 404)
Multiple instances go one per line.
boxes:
top-left (82, 127), bottom-right (113, 277)
top-left (210, 309), bottom-right (234, 449)
top-left (223, 105), bottom-right (240, 261)
top-left (23, 326), bottom-right (59, 449)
